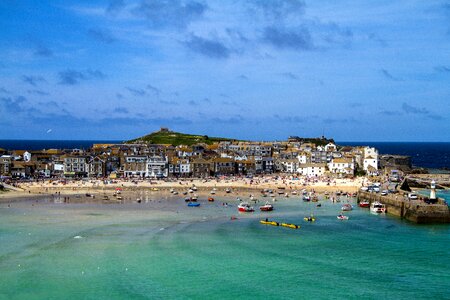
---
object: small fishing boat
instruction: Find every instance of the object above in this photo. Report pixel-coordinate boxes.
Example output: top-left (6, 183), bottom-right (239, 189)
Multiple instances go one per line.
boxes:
top-left (260, 219), bottom-right (279, 226)
top-left (184, 197), bottom-right (191, 202)
top-left (191, 194), bottom-right (198, 201)
top-left (281, 223), bottom-right (300, 229)
top-left (187, 202), bottom-right (200, 207)
top-left (259, 202), bottom-right (274, 211)
top-left (359, 200), bottom-right (370, 208)
top-left (337, 214), bottom-right (349, 220)
top-left (292, 190), bottom-right (298, 195)
top-left (238, 202), bottom-right (254, 212)
top-left (370, 201), bottom-right (386, 214)
top-left (302, 195), bottom-right (310, 202)
top-left (341, 204), bottom-right (353, 211)
top-left (225, 188), bottom-right (231, 193)
top-left (303, 216), bottom-right (316, 222)
top-left (208, 197), bottom-right (214, 202)
top-left (210, 190), bottom-right (216, 195)
top-left (316, 204), bottom-right (322, 207)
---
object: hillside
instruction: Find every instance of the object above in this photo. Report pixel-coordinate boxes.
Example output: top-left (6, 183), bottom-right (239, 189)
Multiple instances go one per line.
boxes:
top-left (126, 129), bottom-right (238, 146)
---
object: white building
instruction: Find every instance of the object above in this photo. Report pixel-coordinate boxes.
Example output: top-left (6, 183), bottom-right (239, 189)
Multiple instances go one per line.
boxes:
top-left (324, 142), bottom-right (337, 152)
top-left (23, 151), bottom-right (31, 162)
top-left (328, 157), bottom-right (354, 176)
top-left (297, 163), bottom-right (326, 177)
top-left (297, 152), bottom-right (309, 164)
top-left (363, 147), bottom-right (378, 175)
top-left (146, 155), bottom-right (168, 178)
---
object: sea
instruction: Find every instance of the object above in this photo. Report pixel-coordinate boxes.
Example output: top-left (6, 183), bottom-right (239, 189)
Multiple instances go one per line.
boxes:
top-left (0, 140), bottom-right (449, 170)
top-left (0, 194), bottom-right (449, 299)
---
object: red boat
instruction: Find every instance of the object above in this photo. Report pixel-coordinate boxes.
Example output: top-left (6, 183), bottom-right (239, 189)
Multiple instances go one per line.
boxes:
top-left (238, 203), bottom-right (254, 212)
top-left (208, 197), bottom-right (214, 202)
top-left (359, 200), bottom-right (370, 208)
top-left (259, 202), bottom-right (274, 211)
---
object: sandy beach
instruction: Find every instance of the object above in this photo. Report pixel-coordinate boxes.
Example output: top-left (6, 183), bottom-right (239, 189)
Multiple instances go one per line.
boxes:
top-left (1, 175), bottom-right (366, 202)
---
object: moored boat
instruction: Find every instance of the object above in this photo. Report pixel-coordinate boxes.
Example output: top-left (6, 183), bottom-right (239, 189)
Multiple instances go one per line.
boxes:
top-left (359, 200), bottom-right (370, 208)
top-left (370, 201), bottom-right (386, 213)
top-left (260, 219), bottom-right (279, 226)
top-left (341, 204), bottom-right (353, 211)
top-left (187, 202), bottom-right (200, 207)
top-left (208, 197), bottom-right (214, 202)
top-left (259, 202), bottom-right (274, 211)
top-left (238, 202), bottom-right (254, 212)
top-left (303, 216), bottom-right (316, 222)
top-left (281, 223), bottom-right (300, 229)
top-left (302, 195), bottom-right (310, 202)
top-left (337, 214), bottom-right (349, 220)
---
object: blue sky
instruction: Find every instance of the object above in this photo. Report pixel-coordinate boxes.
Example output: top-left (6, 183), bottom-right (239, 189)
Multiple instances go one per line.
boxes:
top-left (0, 0), bottom-right (449, 142)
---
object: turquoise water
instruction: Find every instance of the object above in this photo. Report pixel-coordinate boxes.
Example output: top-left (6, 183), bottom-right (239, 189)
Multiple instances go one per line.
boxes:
top-left (0, 195), bottom-right (449, 299)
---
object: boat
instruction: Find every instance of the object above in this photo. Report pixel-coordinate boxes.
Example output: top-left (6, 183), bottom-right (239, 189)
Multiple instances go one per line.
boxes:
top-left (191, 194), bottom-right (198, 201)
top-left (225, 188), bottom-right (231, 193)
top-left (210, 190), bottom-right (216, 195)
top-left (359, 200), bottom-right (370, 208)
top-left (184, 197), bottom-right (191, 202)
top-left (292, 190), bottom-right (297, 195)
top-left (337, 214), bottom-right (349, 220)
top-left (173, 191), bottom-right (179, 195)
top-left (316, 204), bottom-right (322, 207)
top-left (117, 196), bottom-right (123, 200)
top-left (208, 197), bottom-right (214, 202)
top-left (302, 195), bottom-right (310, 202)
top-left (281, 223), bottom-right (300, 229)
top-left (311, 196), bottom-right (318, 202)
top-left (237, 202), bottom-right (254, 212)
top-left (191, 186), bottom-right (197, 191)
top-left (187, 202), bottom-right (200, 207)
top-left (341, 204), bottom-right (353, 211)
top-left (370, 201), bottom-right (386, 213)
top-left (170, 188), bottom-right (174, 193)
top-left (303, 216), bottom-right (316, 222)
top-left (259, 202), bottom-right (274, 211)
top-left (260, 219), bottom-right (279, 226)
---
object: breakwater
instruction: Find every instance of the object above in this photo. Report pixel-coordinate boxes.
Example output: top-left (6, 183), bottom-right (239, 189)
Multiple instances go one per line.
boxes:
top-left (358, 191), bottom-right (450, 224)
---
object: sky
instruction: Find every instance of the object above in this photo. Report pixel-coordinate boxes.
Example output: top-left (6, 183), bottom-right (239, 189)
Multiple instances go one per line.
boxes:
top-left (0, 0), bottom-right (449, 142)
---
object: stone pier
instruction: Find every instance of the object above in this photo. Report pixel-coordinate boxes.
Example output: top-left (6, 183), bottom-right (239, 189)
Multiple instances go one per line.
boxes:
top-left (358, 191), bottom-right (450, 224)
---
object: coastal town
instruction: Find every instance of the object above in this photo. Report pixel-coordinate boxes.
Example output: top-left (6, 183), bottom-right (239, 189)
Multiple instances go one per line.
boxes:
top-left (0, 128), bottom-right (411, 180)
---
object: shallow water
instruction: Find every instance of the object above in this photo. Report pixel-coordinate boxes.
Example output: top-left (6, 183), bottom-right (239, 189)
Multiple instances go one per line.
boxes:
top-left (0, 195), bottom-right (449, 299)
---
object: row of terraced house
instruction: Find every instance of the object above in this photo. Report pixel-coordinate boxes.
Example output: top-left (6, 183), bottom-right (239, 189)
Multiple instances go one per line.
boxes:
top-left (0, 139), bottom-right (382, 179)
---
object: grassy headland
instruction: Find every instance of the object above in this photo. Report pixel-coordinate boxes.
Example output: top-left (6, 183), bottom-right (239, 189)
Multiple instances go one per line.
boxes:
top-left (126, 129), bottom-right (240, 146)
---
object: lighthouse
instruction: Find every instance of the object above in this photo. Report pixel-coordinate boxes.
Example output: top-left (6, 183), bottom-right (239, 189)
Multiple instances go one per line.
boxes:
top-left (430, 180), bottom-right (436, 203)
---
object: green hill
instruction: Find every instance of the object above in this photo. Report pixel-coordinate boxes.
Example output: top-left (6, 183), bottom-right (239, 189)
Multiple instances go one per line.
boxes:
top-left (126, 129), bottom-right (238, 146)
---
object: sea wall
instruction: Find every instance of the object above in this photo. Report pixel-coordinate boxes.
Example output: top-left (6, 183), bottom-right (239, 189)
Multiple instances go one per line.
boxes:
top-left (358, 191), bottom-right (450, 224)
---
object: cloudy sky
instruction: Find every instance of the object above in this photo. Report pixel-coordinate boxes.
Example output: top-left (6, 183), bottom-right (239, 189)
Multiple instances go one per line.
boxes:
top-left (1, 0), bottom-right (449, 141)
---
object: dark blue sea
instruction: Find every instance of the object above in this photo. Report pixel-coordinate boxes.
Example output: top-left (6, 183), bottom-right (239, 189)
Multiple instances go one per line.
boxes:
top-left (340, 142), bottom-right (450, 170)
top-left (0, 140), bottom-right (449, 169)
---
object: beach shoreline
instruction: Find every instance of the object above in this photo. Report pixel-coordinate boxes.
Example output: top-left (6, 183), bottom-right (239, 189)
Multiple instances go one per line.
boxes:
top-left (1, 176), bottom-right (364, 202)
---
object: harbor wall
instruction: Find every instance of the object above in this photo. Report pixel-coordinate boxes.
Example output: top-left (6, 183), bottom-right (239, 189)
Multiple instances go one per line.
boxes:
top-left (358, 191), bottom-right (450, 224)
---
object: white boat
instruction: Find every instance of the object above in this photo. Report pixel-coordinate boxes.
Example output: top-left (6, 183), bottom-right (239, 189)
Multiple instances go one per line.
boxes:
top-left (337, 214), bottom-right (349, 220)
top-left (238, 202), bottom-right (254, 212)
top-left (210, 190), bottom-right (216, 195)
top-left (341, 204), bottom-right (353, 211)
top-left (370, 201), bottom-right (386, 213)
top-left (259, 202), bottom-right (274, 211)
